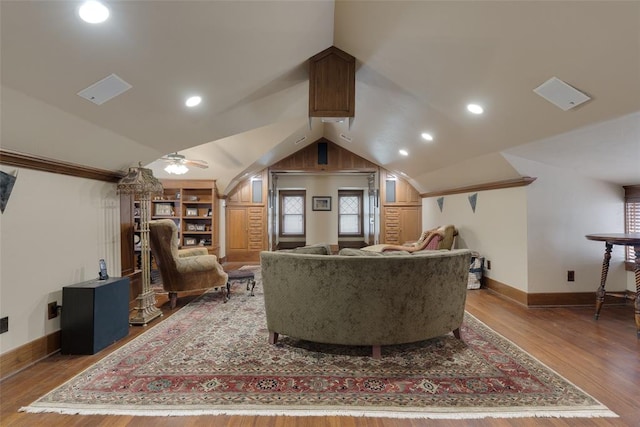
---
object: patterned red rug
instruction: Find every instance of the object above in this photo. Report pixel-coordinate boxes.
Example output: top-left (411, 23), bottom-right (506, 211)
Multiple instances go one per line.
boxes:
top-left (22, 270), bottom-right (616, 419)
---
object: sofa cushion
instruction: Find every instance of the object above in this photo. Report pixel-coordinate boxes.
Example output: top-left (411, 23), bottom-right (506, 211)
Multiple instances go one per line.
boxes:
top-left (381, 250), bottom-right (411, 256)
top-left (338, 248), bottom-right (383, 256)
top-left (279, 243), bottom-right (331, 255)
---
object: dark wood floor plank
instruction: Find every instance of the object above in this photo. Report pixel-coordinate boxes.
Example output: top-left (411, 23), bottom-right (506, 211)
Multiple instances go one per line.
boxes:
top-left (1, 288), bottom-right (638, 427)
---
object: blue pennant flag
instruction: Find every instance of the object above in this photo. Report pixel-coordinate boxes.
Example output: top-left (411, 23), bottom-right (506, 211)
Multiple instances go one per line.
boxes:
top-left (468, 193), bottom-right (478, 213)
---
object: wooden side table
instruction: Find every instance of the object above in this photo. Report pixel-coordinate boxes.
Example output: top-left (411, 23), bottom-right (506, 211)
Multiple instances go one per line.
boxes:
top-left (585, 233), bottom-right (640, 338)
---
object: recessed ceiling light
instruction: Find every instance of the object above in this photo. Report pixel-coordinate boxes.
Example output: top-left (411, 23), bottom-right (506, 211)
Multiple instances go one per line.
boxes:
top-left (421, 132), bottom-right (434, 141)
top-left (78, 1), bottom-right (110, 24)
top-left (467, 103), bottom-right (484, 115)
top-left (185, 96), bottom-right (202, 107)
top-left (399, 149), bottom-right (409, 156)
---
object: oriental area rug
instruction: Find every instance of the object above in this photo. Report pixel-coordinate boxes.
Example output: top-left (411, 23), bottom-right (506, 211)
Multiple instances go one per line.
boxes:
top-left (22, 267), bottom-right (616, 419)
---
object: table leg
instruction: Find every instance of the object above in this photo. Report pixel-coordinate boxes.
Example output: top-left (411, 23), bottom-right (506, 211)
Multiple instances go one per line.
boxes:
top-left (634, 246), bottom-right (640, 338)
top-left (595, 242), bottom-right (613, 320)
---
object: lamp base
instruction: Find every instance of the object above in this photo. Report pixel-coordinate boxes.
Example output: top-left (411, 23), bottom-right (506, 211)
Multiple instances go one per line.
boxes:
top-left (129, 290), bottom-right (163, 326)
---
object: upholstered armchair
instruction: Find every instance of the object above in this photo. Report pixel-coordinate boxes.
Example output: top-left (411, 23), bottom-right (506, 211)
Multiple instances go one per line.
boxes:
top-left (149, 219), bottom-right (228, 309)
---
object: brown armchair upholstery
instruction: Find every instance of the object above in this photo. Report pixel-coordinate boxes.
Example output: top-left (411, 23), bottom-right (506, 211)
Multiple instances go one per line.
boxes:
top-left (149, 219), bottom-right (228, 309)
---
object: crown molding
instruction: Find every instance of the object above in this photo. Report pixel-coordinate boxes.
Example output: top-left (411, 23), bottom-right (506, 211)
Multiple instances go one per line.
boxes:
top-left (0, 149), bottom-right (123, 183)
top-left (420, 177), bottom-right (537, 198)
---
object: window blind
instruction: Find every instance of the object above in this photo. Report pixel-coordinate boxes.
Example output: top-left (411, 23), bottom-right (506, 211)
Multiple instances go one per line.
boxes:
top-left (624, 185), bottom-right (640, 261)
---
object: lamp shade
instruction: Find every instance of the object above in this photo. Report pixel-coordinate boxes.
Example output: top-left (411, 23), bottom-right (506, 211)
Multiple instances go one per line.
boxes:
top-left (117, 163), bottom-right (164, 196)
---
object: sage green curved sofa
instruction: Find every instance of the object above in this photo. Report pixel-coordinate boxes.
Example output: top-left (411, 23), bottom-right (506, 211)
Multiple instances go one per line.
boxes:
top-left (260, 248), bottom-right (471, 358)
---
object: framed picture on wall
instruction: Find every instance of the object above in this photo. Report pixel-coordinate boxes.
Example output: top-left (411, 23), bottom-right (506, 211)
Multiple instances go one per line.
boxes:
top-left (312, 196), bottom-right (331, 211)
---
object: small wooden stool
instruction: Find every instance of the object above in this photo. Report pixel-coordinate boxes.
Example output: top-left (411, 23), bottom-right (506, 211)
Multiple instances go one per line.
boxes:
top-left (226, 270), bottom-right (256, 297)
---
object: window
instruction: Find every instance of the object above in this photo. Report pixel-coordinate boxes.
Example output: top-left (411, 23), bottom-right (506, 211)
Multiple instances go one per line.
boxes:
top-left (624, 185), bottom-right (640, 264)
top-left (338, 190), bottom-right (363, 237)
top-left (279, 190), bottom-right (305, 237)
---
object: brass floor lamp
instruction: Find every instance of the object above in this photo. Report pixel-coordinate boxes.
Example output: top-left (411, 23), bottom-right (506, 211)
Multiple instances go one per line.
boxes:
top-left (117, 163), bottom-right (164, 326)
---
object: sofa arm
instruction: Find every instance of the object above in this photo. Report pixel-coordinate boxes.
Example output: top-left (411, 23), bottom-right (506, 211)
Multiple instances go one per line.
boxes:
top-left (178, 247), bottom-right (209, 258)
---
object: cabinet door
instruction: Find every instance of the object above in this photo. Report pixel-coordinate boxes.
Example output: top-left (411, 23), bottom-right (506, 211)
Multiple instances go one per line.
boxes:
top-left (227, 207), bottom-right (248, 251)
top-left (399, 207), bottom-right (421, 244)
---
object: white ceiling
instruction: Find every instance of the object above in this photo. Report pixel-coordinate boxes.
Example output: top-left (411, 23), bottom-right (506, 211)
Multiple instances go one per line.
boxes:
top-left (1, 1), bottom-right (639, 194)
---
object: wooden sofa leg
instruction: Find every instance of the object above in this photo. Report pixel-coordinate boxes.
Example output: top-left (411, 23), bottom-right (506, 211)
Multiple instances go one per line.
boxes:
top-left (269, 331), bottom-right (279, 345)
top-left (169, 292), bottom-right (177, 309)
top-left (372, 345), bottom-right (381, 359)
top-left (453, 328), bottom-right (461, 339)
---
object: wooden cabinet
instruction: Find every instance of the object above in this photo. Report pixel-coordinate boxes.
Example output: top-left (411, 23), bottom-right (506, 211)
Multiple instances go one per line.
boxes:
top-left (379, 170), bottom-right (422, 244)
top-left (382, 206), bottom-right (421, 244)
top-left (226, 171), bottom-right (268, 262)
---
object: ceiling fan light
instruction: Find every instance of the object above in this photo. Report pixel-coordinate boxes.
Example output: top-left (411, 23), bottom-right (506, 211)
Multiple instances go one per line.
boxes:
top-left (164, 163), bottom-right (189, 175)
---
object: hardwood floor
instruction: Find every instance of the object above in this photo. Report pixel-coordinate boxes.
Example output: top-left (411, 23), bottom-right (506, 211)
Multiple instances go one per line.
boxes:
top-left (1, 288), bottom-right (638, 427)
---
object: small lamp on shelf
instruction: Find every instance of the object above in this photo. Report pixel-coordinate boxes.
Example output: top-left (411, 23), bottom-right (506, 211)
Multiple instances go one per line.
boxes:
top-left (117, 163), bottom-right (164, 326)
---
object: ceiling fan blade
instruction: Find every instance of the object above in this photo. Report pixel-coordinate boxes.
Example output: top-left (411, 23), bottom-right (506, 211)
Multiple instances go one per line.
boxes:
top-left (183, 159), bottom-right (208, 168)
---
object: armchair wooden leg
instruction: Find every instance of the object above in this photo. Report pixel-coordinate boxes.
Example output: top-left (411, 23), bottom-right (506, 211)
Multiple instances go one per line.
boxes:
top-left (169, 292), bottom-right (177, 309)
top-left (453, 328), bottom-right (461, 339)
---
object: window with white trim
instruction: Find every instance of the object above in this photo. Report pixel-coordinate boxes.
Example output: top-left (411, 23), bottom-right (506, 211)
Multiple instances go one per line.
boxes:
top-left (279, 190), bottom-right (305, 237)
top-left (338, 190), bottom-right (363, 237)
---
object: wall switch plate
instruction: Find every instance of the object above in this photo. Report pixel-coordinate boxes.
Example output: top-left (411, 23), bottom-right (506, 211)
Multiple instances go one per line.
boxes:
top-left (567, 270), bottom-right (575, 282)
top-left (0, 316), bottom-right (8, 334)
top-left (48, 301), bottom-right (59, 319)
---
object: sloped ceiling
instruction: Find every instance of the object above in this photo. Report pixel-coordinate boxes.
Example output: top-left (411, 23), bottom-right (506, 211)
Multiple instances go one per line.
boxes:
top-left (1, 1), bottom-right (638, 195)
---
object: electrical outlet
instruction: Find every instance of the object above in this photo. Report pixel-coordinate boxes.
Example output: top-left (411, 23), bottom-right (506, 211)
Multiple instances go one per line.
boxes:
top-left (0, 317), bottom-right (8, 334)
top-left (567, 270), bottom-right (575, 282)
top-left (486, 260), bottom-right (491, 270)
top-left (48, 301), bottom-right (59, 319)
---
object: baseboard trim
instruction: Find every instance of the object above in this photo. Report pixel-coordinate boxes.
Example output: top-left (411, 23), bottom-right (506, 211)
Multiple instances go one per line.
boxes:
top-left (482, 277), bottom-right (628, 307)
top-left (0, 330), bottom-right (61, 381)
top-left (483, 277), bottom-right (528, 306)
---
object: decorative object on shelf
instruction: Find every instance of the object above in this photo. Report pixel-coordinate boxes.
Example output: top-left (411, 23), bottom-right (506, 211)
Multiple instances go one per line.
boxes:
top-left (184, 237), bottom-right (197, 246)
top-left (185, 207), bottom-right (198, 216)
top-left (154, 203), bottom-right (173, 216)
top-left (312, 196), bottom-right (331, 211)
top-left (195, 223), bottom-right (206, 231)
top-left (186, 223), bottom-right (197, 231)
top-left (161, 152), bottom-right (208, 175)
top-left (134, 234), bottom-right (141, 249)
top-left (117, 163), bottom-right (164, 326)
top-left (207, 208), bottom-right (212, 217)
top-left (187, 195), bottom-right (199, 201)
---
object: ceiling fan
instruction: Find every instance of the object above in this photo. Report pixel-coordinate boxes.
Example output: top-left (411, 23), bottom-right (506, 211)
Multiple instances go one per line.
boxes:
top-left (160, 152), bottom-right (208, 175)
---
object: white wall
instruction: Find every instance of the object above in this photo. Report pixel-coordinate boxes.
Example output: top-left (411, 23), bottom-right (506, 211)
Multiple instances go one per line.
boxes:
top-left (505, 155), bottom-right (629, 293)
top-left (276, 174), bottom-right (370, 245)
top-left (423, 187), bottom-right (529, 292)
top-left (0, 167), bottom-right (121, 354)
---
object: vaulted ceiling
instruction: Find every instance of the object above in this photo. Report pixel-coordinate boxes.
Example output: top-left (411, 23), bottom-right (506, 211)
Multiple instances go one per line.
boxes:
top-left (1, 1), bottom-right (639, 194)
